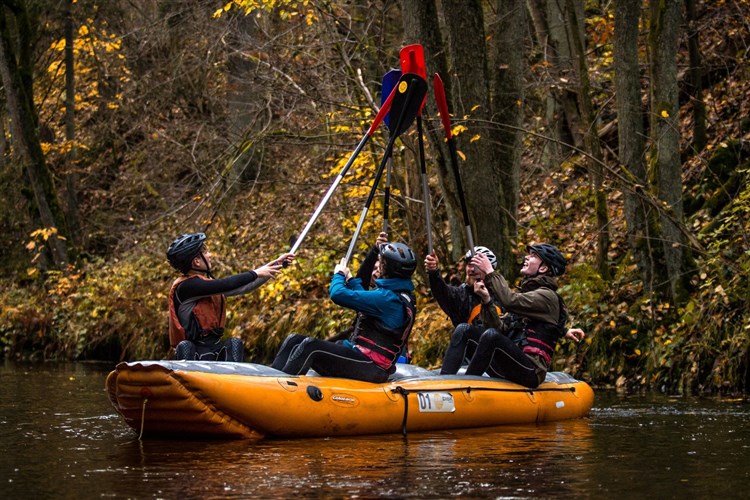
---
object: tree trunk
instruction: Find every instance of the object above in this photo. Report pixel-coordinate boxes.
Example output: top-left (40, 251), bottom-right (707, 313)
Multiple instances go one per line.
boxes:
top-left (614, 0), bottom-right (662, 294)
top-left (64, 0), bottom-right (81, 246)
top-left (527, 0), bottom-right (585, 155)
top-left (440, 0), bottom-right (510, 273)
top-left (648, 0), bottom-right (693, 304)
top-left (489, 0), bottom-right (525, 267)
top-left (0, 2), bottom-right (69, 269)
top-left (684, 0), bottom-right (707, 152)
top-left (564, 0), bottom-right (610, 280)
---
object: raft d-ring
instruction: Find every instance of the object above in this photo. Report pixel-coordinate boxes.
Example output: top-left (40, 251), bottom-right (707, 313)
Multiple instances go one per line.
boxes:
top-left (307, 385), bottom-right (323, 402)
top-left (526, 391), bottom-right (537, 404)
top-left (461, 388), bottom-right (475, 402)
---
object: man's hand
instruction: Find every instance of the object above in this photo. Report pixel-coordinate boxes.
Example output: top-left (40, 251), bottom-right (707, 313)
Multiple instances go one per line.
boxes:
top-left (275, 252), bottom-right (295, 267)
top-left (376, 232), bottom-right (388, 249)
top-left (424, 251), bottom-right (439, 272)
top-left (565, 328), bottom-right (586, 342)
top-left (470, 252), bottom-right (493, 279)
top-left (473, 280), bottom-right (491, 304)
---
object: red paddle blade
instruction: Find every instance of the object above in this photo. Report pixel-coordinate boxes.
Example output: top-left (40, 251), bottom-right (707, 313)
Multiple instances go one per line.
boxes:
top-left (400, 44), bottom-right (427, 113)
top-left (367, 84), bottom-right (397, 136)
top-left (399, 44), bottom-right (426, 79)
top-left (433, 73), bottom-right (453, 139)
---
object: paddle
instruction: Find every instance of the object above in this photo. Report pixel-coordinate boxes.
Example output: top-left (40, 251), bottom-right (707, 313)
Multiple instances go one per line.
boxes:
top-left (433, 73), bottom-right (476, 255)
top-left (342, 73), bottom-right (428, 267)
top-left (289, 84), bottom-right (400, 255)
top-left (399, 44), bottom-right (433, 254)
top-left (381, 69), bottom-right (401, 234)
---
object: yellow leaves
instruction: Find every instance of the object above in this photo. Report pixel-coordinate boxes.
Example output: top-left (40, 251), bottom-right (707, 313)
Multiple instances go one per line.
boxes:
top-left (660, 110), bottom-right (670, 118)
top-left (331, 124), bottom-right (352, 133)
top-left (214, 0), bottom-right (317, 23)
top-left (451, 124), bottom-right (467, 136)
top-left (212, 2), bottom-right (234, 18)
top-left (457, 150), bottom-right (466, 161)
top-left (30, 227), bottom-right (62, 242)
top-left (469, 134), bottom-right (481, 143)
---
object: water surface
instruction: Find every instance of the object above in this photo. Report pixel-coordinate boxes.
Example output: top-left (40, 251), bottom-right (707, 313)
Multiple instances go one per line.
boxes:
top-left (2, 362), bottom-right (747, 498)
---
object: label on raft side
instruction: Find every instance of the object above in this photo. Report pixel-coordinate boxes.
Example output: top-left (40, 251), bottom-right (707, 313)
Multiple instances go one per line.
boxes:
top-left (417, 392), bottom-right (455, 413)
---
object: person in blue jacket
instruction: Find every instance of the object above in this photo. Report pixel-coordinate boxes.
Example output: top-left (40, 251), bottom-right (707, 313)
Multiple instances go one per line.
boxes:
top-left (271, 242), bottom-right (417, 383)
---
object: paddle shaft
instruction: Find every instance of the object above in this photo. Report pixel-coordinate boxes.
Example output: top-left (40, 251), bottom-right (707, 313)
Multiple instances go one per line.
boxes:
top-left (417, 116), bottom-right (433, 254)
top-left (433, 73), bottom-right (475, 254)
top-left (289, 86), bottom-right (398, 255)
top-left (383, 154), bottom-right (391, 233)
top-left (343, 81), bottom-right (422, 266)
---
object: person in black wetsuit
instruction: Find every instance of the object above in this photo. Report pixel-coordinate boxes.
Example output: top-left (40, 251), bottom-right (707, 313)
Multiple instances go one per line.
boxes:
top-left (166, 232), bottom-right (294, 361)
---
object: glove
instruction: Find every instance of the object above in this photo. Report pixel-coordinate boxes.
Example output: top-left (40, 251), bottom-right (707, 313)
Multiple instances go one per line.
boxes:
top-left (333, 258), bottom-right (351, 281)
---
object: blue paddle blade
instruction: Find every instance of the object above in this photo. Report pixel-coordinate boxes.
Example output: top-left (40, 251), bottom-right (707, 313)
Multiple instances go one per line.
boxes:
top-left (381, 69), bottom-right (402, 130)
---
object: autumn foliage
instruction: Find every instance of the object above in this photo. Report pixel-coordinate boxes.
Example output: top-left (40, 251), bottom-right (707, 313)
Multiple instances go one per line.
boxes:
top-left (1, 0), bottom-right (748, 395)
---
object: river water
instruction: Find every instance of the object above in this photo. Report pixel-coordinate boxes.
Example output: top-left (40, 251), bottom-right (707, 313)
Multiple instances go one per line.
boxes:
top-left (1, 361), bottom-right (748, 498)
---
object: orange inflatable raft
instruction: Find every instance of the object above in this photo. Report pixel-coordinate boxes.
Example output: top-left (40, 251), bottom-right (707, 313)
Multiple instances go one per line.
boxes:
top-left (106, 361), bottom-right (594, 439)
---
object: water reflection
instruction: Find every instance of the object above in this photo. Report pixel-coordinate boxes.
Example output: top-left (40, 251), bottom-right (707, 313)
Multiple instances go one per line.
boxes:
top-left (2, 362), bottom-right (748, 499)
top-left (105, 419), bottom-right (594, 498)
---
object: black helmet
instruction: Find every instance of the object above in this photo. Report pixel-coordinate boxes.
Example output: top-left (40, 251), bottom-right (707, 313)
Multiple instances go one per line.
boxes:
top-left (527, 243), bottom-right (566, 276)
top-left (465, 246), bottom-right (497, 269)
top-left (167, 233), bottom-right (206, 273)
top-left (380, 242), bottom-right (417, 278)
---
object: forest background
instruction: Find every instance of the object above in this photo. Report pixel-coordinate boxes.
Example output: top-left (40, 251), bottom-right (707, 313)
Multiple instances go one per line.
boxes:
top-left (1, 0), bottom-right (748, 395)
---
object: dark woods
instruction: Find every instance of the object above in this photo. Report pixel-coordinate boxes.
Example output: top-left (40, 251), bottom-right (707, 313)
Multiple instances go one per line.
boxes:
top-left (0, 1), bottom-right (748, 395)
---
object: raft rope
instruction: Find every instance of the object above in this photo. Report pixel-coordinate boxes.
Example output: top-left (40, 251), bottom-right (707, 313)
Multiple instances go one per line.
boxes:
top-left (391, 385), bottom-right (577, 437)
top-left (138, 397), bottom-right (148, 441)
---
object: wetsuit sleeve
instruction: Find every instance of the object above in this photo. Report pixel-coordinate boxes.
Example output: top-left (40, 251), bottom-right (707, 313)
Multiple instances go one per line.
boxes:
top-left (477, 299), bottom-right (503, 329)
top-left (484, 272), bottom-right (559, 323)
top-left (174, 271), bottom-right (260, 304)
top-left (428, 270), bottom-right (470, 326)
top-left (356, 246), bottom-right (380, 289)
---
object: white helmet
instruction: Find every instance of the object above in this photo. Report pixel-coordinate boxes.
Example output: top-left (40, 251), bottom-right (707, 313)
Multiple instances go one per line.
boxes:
top-left (465, 246), bottom-right (497, 269)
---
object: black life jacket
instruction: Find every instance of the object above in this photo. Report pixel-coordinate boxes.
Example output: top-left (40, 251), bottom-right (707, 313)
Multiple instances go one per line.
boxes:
top-left (505, 292), bottom-right (567, 366)
top-left (350, 290), bottom-right (416, 368)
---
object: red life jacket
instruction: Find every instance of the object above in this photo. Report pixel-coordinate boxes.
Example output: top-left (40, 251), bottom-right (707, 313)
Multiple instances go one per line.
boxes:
top-left (168, 275), bottom-right (226, 348)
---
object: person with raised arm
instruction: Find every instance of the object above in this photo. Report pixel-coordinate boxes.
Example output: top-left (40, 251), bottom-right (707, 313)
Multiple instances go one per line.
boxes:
top-left (443, 244), bottom-right (582, 388)
top-left (271, 242), bottom-right (417, 383)
top-left (424, 246), bottom-right (504, 374)
top-left (166, 232), bottom-right (294, 362)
